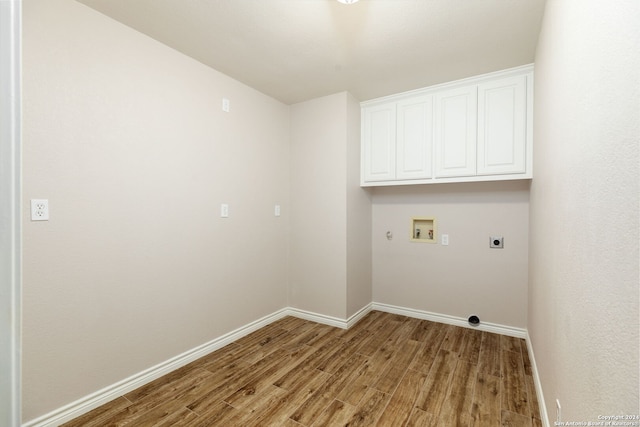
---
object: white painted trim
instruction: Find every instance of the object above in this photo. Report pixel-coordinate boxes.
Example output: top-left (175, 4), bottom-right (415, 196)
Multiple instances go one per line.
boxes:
top-left (287, 304), bottom-right (372, 329)
top-left (346, 303), bottom-right (373, 328)
top-left (526, 332), bottom-right (550, 427)
top-left (23, 309), bottom-right (290, 427)
top-left (286, 304), bottom-right (373, 330)
top-left (371, 302), bottom-right (527, 339)
top-left (0, 1), bottom-right (22, 426)
top-left (285, 307), bottom-right (349, 329)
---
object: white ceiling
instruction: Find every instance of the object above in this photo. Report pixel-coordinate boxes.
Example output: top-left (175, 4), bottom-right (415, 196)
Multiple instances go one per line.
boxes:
top-left (76, 0), bottom-right (546, 105)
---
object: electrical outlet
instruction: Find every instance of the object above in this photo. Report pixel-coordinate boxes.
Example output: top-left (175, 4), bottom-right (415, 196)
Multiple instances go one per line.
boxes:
top-left (441, 234), bottom-right (449, 245)
top-left (31, 199), bottom-right (49, 221)
top-left (222, 97), bottom-right (230, 112)
top-left (556, 399), bottom-right (561, 423)
top-left (220, 203), bottom-right (229, 218)
top-left (274, 204), bottom-right (281, 217)
top-left (490, 236), bottom-right (504, 248)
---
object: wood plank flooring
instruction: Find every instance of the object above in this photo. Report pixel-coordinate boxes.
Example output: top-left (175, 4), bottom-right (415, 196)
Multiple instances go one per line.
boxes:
top-left (62, 311), bottom-right (542, 427)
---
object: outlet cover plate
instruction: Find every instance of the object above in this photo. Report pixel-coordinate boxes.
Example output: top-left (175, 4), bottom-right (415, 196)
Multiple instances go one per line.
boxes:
top-left (31, 199), bottom-right (49, 221)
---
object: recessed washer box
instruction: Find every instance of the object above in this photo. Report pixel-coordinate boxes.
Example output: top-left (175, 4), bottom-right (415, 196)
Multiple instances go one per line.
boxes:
top-left (411, 217), bottom-right (436, 243)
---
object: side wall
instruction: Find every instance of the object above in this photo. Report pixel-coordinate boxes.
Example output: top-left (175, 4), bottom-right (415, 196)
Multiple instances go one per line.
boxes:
top-left (289, 93), bottom-right (349, 319)
top-left (22, 0), bottom-right (290, 421)
top-left (372, 181), bottom-right (530, 328)
top-left (530, 0), bottom-right (640, 423)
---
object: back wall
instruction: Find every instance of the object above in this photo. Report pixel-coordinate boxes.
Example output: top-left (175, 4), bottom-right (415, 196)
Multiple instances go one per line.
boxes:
top-left (372, 181), bottom-right (530, 328)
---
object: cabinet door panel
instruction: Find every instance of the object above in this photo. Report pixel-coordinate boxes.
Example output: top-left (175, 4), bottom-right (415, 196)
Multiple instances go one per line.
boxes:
top-left (477, 75), bottom-right (527, 175)
top-left (397, 95), bottom-right (433, 180)
top-left (435, 86), bottom-right (478, 177)
top-left (363, 104), bottom-right (396, 182)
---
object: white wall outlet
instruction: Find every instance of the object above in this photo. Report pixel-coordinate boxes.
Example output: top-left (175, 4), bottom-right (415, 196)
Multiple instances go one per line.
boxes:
top-left (556, 399), bottom-right (561, 423)
top-left (490, 236), bottom-right (504, 248)
top-left (441, 234), bottom-right (449, 245)
top-left (222, 97), bottom-right (230, 113)
top-left (30, 199), bottom-right (49, 221)
top-left (274, 204), bottom-right (281, 217)
top-left (220, 203), bottom-right (229, 218)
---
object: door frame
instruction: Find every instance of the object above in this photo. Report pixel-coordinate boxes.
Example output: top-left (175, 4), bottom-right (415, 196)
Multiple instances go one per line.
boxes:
top-left (0, 0), bottom-right (22, 425)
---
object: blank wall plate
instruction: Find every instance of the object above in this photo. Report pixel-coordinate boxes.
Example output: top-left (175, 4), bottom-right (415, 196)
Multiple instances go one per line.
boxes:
top-left (31, 199), bottom-right (49, 221)
top-left (220, 203), bottom-right (229, 218)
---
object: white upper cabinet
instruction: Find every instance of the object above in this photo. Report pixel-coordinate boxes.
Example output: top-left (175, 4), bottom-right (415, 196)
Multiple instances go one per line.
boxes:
top-left (396, 95), bottom-right (433, 180)
top-left (360, 64), bottom-right (533, 186)
top-left (362, 95), bottom-right (433, 182)
top-left (477, 75), bottom-right (527, 175)
top-left (434, 86), bottom-right (477, 178)
top-left (362, 103), bottom-right (396, 182)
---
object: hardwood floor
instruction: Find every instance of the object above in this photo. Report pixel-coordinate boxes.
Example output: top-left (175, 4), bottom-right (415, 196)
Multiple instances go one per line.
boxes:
top-left (62, 311), bottom-right (542, 427)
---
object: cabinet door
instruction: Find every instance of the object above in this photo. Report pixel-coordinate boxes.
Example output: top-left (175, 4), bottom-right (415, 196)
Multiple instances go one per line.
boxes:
top-left (362, 103), bottom-right (396, 182)
top-left (477, 75), bottom-right (527, 175)
top-left (396, 95), bottom-right (433, 180)
top-left (434, 86), bottom-right (477, 178)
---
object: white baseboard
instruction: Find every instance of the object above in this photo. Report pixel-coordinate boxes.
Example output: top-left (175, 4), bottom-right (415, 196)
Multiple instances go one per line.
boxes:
top-left (25, 303), bottom-right (543, 427)
top-left (371, 302), bottom-right (527, 339)
top-left (23, 308), bottom-right (290, 427)
top-left (286, 303), bottom-right (373, 330)
top-left (346, 303), bottom-right (374, 328)
top-left (526, 331), bottom-right (550, 427)
top-left (285, 308), bottom-right (349, 329)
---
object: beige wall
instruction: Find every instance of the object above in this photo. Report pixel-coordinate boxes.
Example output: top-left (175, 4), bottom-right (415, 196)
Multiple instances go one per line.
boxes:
top-left (372, 181), bottom-right (530, 328)
top-left (22, 0), bottom-right (290, 421)
top-left (530, 0), bottom-right (639, 423)
top-left (289, 92), bottom-right (371, 320)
